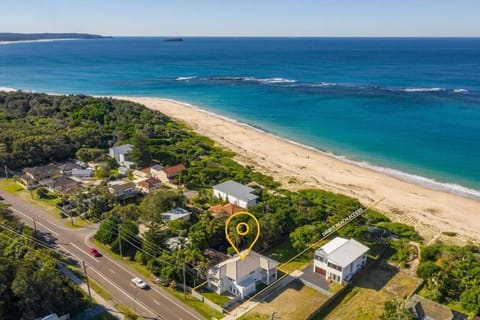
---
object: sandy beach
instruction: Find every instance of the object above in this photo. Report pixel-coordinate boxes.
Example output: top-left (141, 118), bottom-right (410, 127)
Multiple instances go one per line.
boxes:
top-left (120, 97), bottom-right (480, 243)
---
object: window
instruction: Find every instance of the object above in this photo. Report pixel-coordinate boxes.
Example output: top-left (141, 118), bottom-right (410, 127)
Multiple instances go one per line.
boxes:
top-left (315, 255), bottom-right (325, 262)
top-left (327, 262), bottom-right (342, 272)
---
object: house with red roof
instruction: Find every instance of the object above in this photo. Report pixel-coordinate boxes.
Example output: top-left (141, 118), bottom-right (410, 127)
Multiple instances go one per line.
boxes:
top-left (209, 203), bottom-right (243, 217)
top-left (136, 177), bottom-right (162, 194)
top-left (152, 164), bottom-right (186, 183)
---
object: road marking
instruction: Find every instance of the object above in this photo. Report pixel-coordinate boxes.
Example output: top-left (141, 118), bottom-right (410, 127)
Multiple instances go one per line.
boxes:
top-left (109, 269), bottom-right (116, 274)
top-left (84, 235), bottom-right (137, 277)
top-left (10, 208), bottom-right (59, 236)
top-left (70, 242), bottom-right (100, 263)
top-left (88, 268), bottom-right (159, 319)
top-left (153, 299), bottom-right (161, 306)
top-left (149, 285), bottom-right (204, 320)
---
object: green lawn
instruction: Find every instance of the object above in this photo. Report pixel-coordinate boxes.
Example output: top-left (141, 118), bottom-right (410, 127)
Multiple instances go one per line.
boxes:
top-left (89, 278), bottom-right (113, 301)
top-left (264, 240), bottom-right (321, 273)
top-left (168, 288), bottom-right (224, 320)
top-left (198, 286), bottom-right (230, 306)
top-left (0, 179), bottom-right (24, 193)
top-left (316, 266), bottom-right (422, 320)
top-left (240, 281), bottom-right (329, 320)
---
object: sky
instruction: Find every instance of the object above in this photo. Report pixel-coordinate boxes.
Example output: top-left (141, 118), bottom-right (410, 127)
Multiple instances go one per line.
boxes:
top-left (1, 0), bottom-right (479, 37)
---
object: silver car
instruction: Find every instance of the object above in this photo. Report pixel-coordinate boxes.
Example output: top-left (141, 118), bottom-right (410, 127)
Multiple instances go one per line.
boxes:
top-left (131, 277), bottom-right (148, 289)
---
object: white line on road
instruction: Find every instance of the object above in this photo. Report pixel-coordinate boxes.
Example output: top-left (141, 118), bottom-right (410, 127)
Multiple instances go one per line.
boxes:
top-left (70, 242), bottom-right (100, 263)
top-left (88, 268), bottom-right (161, 319)
top-left (109, 269), bottom-right (116, 274)
top-left (153, 299), bottom-right (161, 306)
top-left (11, 208), bottom-right (60, 236)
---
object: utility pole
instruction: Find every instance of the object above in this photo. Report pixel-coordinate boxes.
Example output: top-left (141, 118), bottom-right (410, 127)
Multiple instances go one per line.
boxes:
top-left (32, 217), bottom-right (37, 235)
top-left (119, 232), bottom-right (123, 259)
top-left (183, 262), bottom-right (186, 300)
top-left (4, 165), bottom-right (8, 180)
top-left (82, 261), bottom-right (92, 302)
top-left (69, 211), bottom-right (74, 226)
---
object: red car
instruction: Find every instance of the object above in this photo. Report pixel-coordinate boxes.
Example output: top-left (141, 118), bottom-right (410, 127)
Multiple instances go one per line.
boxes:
top-left (88, 248), bottom-right (101, 257)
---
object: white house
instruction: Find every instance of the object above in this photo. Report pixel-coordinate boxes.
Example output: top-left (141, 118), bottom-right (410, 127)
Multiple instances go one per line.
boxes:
top-left (212, 180), bottom-right (258, 209)
top-left (161, 207), bottom-right (192, 222)
top-left (108, 144), bottom-right (134, 168)
top-left (207, 251), bottom-right (278, 299)
top-left (313, 237), bottom-right (369, 283)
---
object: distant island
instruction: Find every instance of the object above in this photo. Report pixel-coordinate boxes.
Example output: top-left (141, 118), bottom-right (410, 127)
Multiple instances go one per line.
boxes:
top-left (0, 33), bottom-right (111, 42)
top-left (164, 37), bottom-right (183, 42)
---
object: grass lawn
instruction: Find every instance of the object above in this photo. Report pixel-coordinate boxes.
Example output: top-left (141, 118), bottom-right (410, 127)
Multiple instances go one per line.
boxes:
top-left (0, 179), bottom-right (24, 193)
top-left (240, 281), bottom-right (330, 320)
top-left (115, 304), bottom-right (145, 320)
top-left (316, 265), bottom-right (423, 320)
top-left (198, 286), bottom-right (231, 306)
top-left (265, 240), bottom-right (326, 274)
top-left (168, 288), bottom-right (224, 320)
top-left (89, 278), bottom-right (113, 301)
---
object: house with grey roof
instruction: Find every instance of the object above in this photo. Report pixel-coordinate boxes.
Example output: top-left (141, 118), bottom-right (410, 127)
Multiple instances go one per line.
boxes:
top-left (406, 294), bottom-right (468, 320)
top-left (207, 250), bottom-right (278, 299)
top-left (108, 181), bottom-right (138, 197)
top-left (212, 180), bottom-right (258, 209)
top-left (108, 144), bottom-right (134, 168)
top-left (313, 237), bottom-right (369, 283)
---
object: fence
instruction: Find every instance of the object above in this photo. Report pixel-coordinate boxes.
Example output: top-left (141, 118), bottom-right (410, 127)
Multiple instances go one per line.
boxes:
top-left (191, 289), bottom-right (225, 314)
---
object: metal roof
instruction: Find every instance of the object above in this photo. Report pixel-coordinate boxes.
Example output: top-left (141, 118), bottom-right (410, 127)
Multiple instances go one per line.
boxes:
top-left (316, 237), bottom-right (369, 268)
top-left (213, 180), bottom-right (258, 202)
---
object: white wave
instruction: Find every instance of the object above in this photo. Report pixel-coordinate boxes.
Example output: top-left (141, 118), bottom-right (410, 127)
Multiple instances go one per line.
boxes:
top-left (176, 76), bottom-right (197, 81)
top-left (258, 77), bottom-right (297, 84)
top-left (402, 87), bottom-right (444, 93)
top-left (310, 82), bottom-right (337, 87)
top-left (0, 38), bottom-right (80, 45)
top-left (453, 88), bottom-right (469, 94)
top-left (0, 87), bottom-right (17, 92)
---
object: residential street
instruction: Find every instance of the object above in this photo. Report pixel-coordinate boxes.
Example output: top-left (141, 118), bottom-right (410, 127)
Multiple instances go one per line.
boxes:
top-left (0, 189), bottom-right (204, 320)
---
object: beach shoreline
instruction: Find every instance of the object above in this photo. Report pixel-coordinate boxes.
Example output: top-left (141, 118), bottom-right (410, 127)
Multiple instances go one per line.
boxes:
top-left (118, 96), bottom-right (480, 243)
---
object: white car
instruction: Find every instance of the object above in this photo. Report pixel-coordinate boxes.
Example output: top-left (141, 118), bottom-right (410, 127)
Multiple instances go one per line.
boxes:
top-left (131, 277), bottom-right (148, 289)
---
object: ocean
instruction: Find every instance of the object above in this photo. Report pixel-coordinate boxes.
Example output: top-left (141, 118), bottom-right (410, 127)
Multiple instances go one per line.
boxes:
top-left (1, 37), bottom-right (479, 197)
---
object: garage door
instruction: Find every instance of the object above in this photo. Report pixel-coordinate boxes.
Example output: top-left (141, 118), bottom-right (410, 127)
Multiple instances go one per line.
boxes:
top-left (315, 267), bottom-right (326, 275)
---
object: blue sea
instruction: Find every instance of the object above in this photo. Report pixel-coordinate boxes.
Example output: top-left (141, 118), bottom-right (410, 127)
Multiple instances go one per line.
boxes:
top-left (1, 37), bottom-right (479, 198)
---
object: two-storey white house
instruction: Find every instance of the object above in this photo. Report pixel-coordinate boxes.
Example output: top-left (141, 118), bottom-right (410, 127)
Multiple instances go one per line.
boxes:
top-left (108, 144), bottom-right (134, 169)
top-left (313, 237), bottom-right (369, 283)
top-left (212, 180), bottom-right (258, 209)
top-left (207, 251), bottom-right (278, 299)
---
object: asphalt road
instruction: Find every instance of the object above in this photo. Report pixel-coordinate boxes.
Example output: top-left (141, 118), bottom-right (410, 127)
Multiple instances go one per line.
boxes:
top-left (0, 189), bottom-right (205, 320)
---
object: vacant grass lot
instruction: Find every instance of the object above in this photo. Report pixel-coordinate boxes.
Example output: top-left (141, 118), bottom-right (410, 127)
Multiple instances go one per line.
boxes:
top-left (317, 265), bottom-right (422, 320)
top-left (240, 281), bottom-right (329, 320)
top-left (265, 240), bottom-right (328, 274)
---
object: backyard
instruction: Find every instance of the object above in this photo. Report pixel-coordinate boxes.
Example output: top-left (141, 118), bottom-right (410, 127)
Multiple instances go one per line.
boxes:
top-left (315, 263), bottom-right (422, 320)
top-left (240, 280), bottom-right (330, 320)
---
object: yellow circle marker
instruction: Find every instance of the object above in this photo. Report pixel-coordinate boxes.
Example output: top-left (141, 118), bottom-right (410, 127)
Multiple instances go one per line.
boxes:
top-left (225, 211), bottom-right (261, 260)
top-left (236, 222), bottom-right (250, 236)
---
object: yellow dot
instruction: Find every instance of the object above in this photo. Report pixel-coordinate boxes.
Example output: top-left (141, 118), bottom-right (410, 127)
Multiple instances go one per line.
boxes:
top-left (236, 222), bottom-right (250, 236)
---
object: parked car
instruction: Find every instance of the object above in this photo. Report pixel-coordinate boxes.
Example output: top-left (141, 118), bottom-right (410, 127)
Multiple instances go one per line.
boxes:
top-left (132, 277), bottom-right (148, 289)
top-left (88, 248), bottom-right (101, 257)
top-left (0, 195), bottom-right (4, 201)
